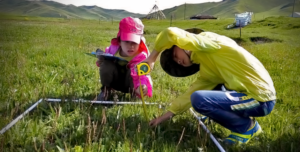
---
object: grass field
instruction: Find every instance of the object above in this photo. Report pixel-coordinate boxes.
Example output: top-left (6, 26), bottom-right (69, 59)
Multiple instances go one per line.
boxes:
top-left (0, 16), bottom-right (300, 152)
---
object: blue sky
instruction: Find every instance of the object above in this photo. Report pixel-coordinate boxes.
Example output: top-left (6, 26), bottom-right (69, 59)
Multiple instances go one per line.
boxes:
top-left (51, 0), bottom-right (222, 14)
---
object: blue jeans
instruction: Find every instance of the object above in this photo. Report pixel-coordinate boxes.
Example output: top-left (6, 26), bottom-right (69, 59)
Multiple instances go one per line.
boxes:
top-left (191, 90), bottom-right (275, 133)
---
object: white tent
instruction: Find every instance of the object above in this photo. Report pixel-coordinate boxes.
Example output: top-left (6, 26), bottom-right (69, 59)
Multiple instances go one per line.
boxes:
top-left (145, 4), bottom-right (166, 20)
top-left (235, 12), bottom-right (253, 27)
top-left (291, 12), bottom-right (300, 18)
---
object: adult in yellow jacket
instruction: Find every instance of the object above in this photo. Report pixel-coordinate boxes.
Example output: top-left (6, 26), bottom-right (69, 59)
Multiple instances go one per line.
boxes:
top-left (145, 27), bottom-right (276, 145)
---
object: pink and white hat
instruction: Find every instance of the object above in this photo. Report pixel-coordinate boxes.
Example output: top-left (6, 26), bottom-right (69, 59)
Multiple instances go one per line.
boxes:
top-left (117, 17), bottom-right (144, 44)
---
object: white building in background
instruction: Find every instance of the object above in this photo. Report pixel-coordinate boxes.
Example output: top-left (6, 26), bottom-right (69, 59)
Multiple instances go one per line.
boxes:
top-left (235, 12), bottom-right (253, 27)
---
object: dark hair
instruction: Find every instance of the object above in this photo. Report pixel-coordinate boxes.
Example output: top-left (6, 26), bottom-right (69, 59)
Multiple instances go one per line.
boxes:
top-left (159, 28), bottom-right (204, 77)
top-left (160, 46), bottom-right (200, 77)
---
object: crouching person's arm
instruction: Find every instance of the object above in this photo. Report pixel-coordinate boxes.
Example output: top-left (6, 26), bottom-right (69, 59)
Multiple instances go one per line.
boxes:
top-left (149, 76), bottom-right (216, 127)
top-left (143, 50), bottom-right (160, 70)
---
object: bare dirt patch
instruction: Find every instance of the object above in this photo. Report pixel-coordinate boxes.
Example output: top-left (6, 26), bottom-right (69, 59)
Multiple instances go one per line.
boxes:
top-left (250, 37), bottom-right (282, 44)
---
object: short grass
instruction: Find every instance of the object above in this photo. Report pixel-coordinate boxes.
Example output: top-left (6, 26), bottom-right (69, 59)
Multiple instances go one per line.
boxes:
top-left (0, 16), bottom-right (299, 152)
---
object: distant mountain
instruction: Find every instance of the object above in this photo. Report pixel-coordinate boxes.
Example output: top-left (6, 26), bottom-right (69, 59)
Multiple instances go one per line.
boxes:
top-left (0, 0), bottom-right (299, 20)
top-left (0, 0), bottom-right (145, 20)
top-left (162, 0), bottom-right (300, 19)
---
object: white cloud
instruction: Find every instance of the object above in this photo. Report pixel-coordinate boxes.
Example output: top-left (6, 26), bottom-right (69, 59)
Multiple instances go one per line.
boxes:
top-left (50, 0), bottom-right (222, 14)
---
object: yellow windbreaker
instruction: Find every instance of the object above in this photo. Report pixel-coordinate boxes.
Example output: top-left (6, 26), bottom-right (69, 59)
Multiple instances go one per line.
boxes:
top-left (154, 27), bottom-right (276, 115)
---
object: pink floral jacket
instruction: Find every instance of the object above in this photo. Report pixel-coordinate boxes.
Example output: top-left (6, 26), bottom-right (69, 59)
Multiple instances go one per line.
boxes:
top-left (98, 37), bottom-right (153, 98)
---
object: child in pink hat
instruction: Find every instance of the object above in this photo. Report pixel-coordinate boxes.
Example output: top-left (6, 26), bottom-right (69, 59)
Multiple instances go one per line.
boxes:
top-left (96, 16), bottom-right (153, 101)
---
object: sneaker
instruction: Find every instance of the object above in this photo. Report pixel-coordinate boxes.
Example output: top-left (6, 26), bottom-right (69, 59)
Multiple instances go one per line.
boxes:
top-left (96, 86), bottom-right (116, 107)
top-left (96, 91), bottom-right (106, 101)
top-left (223, 120), bottom-right (262, 145)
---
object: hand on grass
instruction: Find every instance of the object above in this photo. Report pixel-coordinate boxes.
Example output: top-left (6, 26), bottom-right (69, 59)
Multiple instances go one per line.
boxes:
top-left (149, 117), bottom-right (164, 127)
top-left (149, 111), bottom-right (175, 127)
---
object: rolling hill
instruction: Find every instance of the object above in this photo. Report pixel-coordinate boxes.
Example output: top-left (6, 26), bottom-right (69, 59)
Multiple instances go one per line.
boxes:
top-left (0, 0), bottom-right (299, 20)
top-left (162, 0), bottom-right (300, 19)
top-left (0, 0), bottom-right (145, 20)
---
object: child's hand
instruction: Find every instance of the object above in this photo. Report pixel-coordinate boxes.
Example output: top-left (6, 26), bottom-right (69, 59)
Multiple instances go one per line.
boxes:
top-left (135, 84), bottom-right (148, 96)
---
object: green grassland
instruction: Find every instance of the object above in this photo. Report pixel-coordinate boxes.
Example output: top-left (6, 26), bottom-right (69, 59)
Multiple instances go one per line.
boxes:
top-left (0, 16), bottom-right (300, 152)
